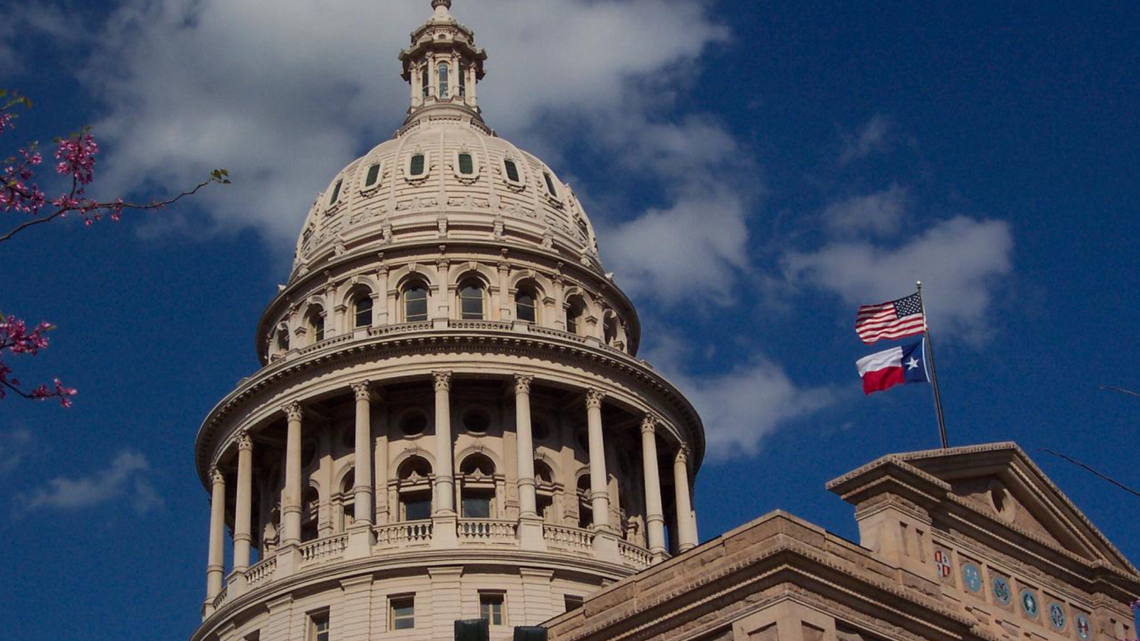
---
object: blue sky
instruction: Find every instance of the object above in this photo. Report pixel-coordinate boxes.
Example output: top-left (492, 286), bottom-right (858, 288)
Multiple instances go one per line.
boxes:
top-left (3, 1), bottom-right (1140, 639)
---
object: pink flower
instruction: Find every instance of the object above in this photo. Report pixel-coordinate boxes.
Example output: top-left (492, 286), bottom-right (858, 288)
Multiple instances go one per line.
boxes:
top-left (54, 133), bottom-right (98, 185)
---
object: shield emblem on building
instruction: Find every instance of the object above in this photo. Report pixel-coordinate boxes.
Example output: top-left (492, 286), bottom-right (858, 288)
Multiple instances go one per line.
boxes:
top-left (934, 550), bottom-right (952, 578)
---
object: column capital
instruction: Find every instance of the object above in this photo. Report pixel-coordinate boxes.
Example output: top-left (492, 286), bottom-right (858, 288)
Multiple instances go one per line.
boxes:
top-left (675, 443), bottom-right (690, 464)
top-left (585, 388), bottom-right (606, 409)
top-left (640, 414), bottom-right (660, 435)
top-left (514, 374), bottom-right (534, 396)
top-left (209, 466), bottom-right (225, 485)
top-left (352, 380), bottom-right (372, 401)
top-left (433, 371), bottom-right (452, 392)
top-left (237, 430), bottom-right (253, 452)
top-left (283, 401), bottom-right (303, 422)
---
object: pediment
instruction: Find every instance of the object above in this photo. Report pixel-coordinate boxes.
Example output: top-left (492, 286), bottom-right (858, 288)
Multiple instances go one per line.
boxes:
top-left (896, 442), bottom-right (1137, 574)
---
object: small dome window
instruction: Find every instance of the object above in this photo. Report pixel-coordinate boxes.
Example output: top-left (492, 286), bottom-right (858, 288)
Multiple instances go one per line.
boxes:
top-left (328, 179), bottom-right (343, 205)
top-left (438, 63), bottom-right (450, 99)
top-left (400, 412), bottom-right (428, 437)
top-left (308, 310), bottom-right (325, 343)
top-left (354, 295), bottom-right (373, 329)
top-left (459, 62), bottom-right (468, 97)
top-left (543, 172), bottom-right (558, 197)
top-left (459, 281), bottom-right (485, 320)
top-left (421, 66), bottom-right (430, 99)
top-left (404, 284), bottom-right (428, 322)
top-left (463, 409), bottom-right (491, 434)
top-left (532, 420), bottom-right (550, 441)
top-left (458, 153), bottom-right (475, 176)
top-left (516, 289), bottom-right (537, 323)
top-left (566, 297), bottom-right (586, 336)
top-left (409, 154), bottom-right (427, 178)
top-left (363, 162), bottom-right (381, 189)
top-left (503, 159), bottom-right (521, 184)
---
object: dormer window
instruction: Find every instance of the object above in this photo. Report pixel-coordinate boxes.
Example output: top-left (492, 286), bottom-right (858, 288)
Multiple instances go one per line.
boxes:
top-left (363, 162), bottom-right (381, 189)
top-left (329, 179), bottom-right (343, 205)
top-left (458, 153), bottom-right (474, 176)
top-left (543, 172), bottom-right (558, 198)
top-left (409, 153), bottom-right (427, 178)
top-left (503, 159), bottom-right (521, 184)
top-left (438, 63), bottom-right (450, 99)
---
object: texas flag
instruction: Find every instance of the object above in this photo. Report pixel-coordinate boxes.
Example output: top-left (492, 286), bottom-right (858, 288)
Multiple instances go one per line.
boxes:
top-left (856, 339), bottom-right (930, 395)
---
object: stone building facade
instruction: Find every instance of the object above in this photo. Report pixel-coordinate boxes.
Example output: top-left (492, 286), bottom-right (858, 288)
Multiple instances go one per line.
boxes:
top-left (188, 3), bottom-right (1138, 641)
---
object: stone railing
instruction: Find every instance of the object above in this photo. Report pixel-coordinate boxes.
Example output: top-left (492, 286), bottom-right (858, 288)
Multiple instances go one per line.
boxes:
top-left (457, 519), bottom-right (517, 543)
top-left (299, 533), bottom-right (349, 566)
top-left (213, 585), bottom-right (229, 610)
top-left (449, 319), bottom-right (512, 332)
top-left (368, 322), bottom-right (433, 337)
top-left (245, 556), bottom-right (276, 588)
top-left (527, 325), bottom-right (590, 344)
top-left (374, 520), bottom-right (433, 547)
top-left (296, 333), bottom-right (353, 356)
top-left (618, 539), bottom-right (654, 569)
top-left (542, 524), bottom-right (595, 552)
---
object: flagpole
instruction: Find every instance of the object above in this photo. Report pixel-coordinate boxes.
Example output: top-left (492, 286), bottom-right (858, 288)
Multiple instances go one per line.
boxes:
top-left (917, 281), bottom-right (949, 449)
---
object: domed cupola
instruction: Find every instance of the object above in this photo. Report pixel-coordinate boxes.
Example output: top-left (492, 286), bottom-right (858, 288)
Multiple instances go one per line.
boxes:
top-left (290, 0), bottom-right (602, 287)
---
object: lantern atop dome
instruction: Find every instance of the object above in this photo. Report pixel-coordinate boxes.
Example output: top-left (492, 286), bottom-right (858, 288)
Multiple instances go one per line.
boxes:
top-left (399, 0), bottom-right (487, 126)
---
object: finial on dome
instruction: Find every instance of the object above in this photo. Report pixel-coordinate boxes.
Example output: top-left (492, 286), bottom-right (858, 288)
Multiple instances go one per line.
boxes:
top-left (432, 0), bottom-right (452, 12)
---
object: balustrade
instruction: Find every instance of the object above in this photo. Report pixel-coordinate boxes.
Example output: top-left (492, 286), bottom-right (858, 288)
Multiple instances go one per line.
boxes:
top-left (213, 585), bottom-right (229, 610)
top-left (618, 539), bottom-right (654, 569)
top-left (542, 524), bottom-right (595, 552)
top-left (299, 533), bottom-right (349, 566)
top-left (245, 556), bottom-right (276, 588)
top-left (374, 520), bottom-right (434, 548)
top-left (457, 519), bottom-right (517, 542)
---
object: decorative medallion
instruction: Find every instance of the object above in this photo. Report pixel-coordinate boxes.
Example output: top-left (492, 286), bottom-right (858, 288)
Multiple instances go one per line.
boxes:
top-left (992, 576), bottom-right (1012, 606)
top-left (1020, 589), bottom-right (1039, 618)
top-left (962, 563), bottom-right (982, 593)
top-left (1076, 615), bottom-right (1091, 640)
top-left (1048, 602), bottom-right (1066, 631)
top-left (933, 550), bottom-right (953, 579)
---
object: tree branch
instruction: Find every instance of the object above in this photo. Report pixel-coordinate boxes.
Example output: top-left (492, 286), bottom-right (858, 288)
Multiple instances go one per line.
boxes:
top-left (1039, 448), bottom-right (1140, 500)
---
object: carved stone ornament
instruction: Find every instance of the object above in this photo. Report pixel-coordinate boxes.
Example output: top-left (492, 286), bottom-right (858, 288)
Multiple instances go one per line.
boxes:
top-left (585, 388), bottom-right (606, 409)
top-left (352, 380), bottom-right (372, 401)
top-left (284, 401), bottom-right (304, 422)
top-left (675, 443), bottom-right (690, 464)
top-left (433, 371), bottom-right (452, 392)
top-left (514, 374), bottom-right (533, 395)
top-left (237, 430), bottom-right (253, 452)
top-left (209, 466), bottom-right (225, 485)
top-left (641, 414), bottom-right (659, 435)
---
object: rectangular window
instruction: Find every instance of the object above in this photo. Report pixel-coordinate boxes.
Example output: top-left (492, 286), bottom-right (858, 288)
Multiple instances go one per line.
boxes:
top-left (309, 612), bottom-right (330, 641)
top-left (504, 159), bottom-right (520, 183)
top-left (365, 163), bottom-right (381, 187)
top-left (410, 154), bottom-right (426, 177)
top-left (564, 595), bottom-right (584, 612)
top-left (479, 592), bottom-right (505, 626)
top-left (543, 172), bottom-right (558, 197)
top-left (329, 180), bottom-right (343, 205)
top-left (390, 595), bottom-right (415, 630)
top-left (458, 153), bottom-right (474, 175)
top-left (462, 496), bottom-right (491, 519)
top-left (404, 497), bottom-right (432, 521)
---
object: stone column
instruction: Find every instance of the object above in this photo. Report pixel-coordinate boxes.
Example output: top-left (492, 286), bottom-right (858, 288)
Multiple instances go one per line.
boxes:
top-left (352, 381), bottom-right (375, 524)
top-left (640, 415), bottom-right (667, 562)
top-left (585, 389), bottom-right (610, 529)
top-left (432, 372), bottom-right (455, 515)
top-left (233, 431), bottom-right (254, 572)
top-left (205, 466), bottom-right (226, 614)
top-left (673, 445), bottom-right (697, 552)
top-left (514, 375), bottom-right (537, 517)
top-left (281, 402), bottom-right (303, 547)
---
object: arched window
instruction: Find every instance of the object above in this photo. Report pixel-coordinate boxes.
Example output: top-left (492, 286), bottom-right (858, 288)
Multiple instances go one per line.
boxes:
top-left (459, 454), bottom-right (496, 519)
top-left (603, 314), bottom-right (617, 345)
top-left (354, 295), bottom-right (373, 329)
top-left (340, 470), bottom-right (356, 531)
top-left (329, 179), bottom-right (343, 205)
top-left (397, 456), bottom-right (433, 521)
top-left (535, 460), bottom-right (556, 523)
top-left (543, 172), bottom-right (559, 197)
top-left (275, 327), bottom-right (290, 353)
top-left (566, 297), bottom-right (586, 335)
top-left (576, 474), bottom-right (593, 529)
top-left (404, 284), bottom-right (428, 322)
top-left (309, 311), bottom-right (326, 343)
top-left (409, 153), bottom-right (426, 178)
top-left (459, 62), bottom-right (468, 97)
top-left (503, 159), bottom-right (521, 183)
top-left (301, 487), bottom-right (320, 542)
top-left (421, 65), bottom-right (429, 98)
top-left (363, 162), bottom-right (381, 189)
top-left (516, 289), bottom-right (538, 323)
top-left (459, 281), bottom-right (484, 320)
top-left (458, 152), bottom-right (474, 175)
top-left (438, 62), bottom-right (450, 98)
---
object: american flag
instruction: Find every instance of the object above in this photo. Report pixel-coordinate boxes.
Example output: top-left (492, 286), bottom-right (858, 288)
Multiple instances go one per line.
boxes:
top-left (855, 292), bottom-right (927, 344)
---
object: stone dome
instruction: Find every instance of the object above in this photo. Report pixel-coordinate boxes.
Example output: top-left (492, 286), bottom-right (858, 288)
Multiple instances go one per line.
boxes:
top-left (290, 0), bottom-right (602, 283)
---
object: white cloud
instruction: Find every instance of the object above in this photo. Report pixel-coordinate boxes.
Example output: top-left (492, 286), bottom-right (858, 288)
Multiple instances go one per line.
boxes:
top-left (782, 216), bottom-right (1014, 343)
top-left (839, 115), bottom-right (892, 165)
top-left (78, 0), bottom-right (731, 255)
top-left (18, 450), bottom-right (163, 513)
top-left (645, 336), bottom-right (835, 459)
top-left (0, 428), bottom-right (33, 475)
top-left (822, 184), bottom-right (908, 237)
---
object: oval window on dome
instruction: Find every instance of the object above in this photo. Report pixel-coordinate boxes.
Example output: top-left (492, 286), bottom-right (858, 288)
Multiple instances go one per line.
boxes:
top-left (543, 172), bottom-right (558, 197)
top-left (329, 179), bottom-right (343, 205)
top-left (503, 159), bottom-right (521, 183)
top-left (409, 154), bottom-right (426, 178)
top-left (363, 162), bottom-right (381, 189)
top-left (458, 153), bottom-right (474, 176)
